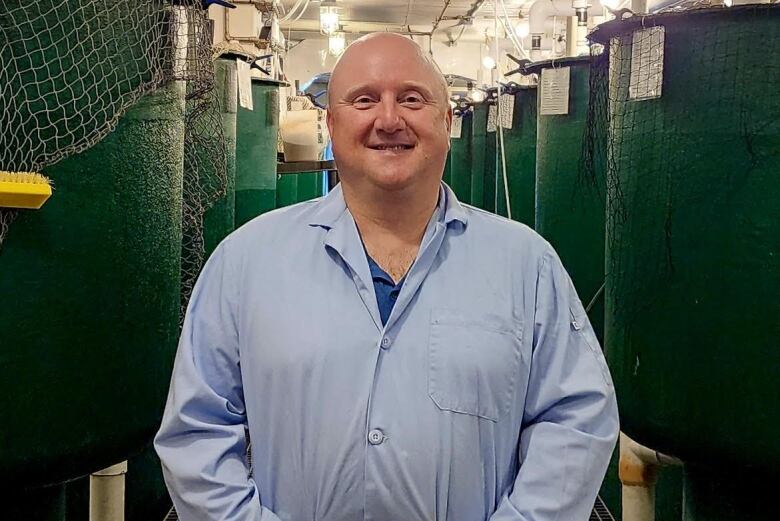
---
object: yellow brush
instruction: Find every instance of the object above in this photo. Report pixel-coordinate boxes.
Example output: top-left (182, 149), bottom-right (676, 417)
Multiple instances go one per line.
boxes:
top-left (0, 171), bottom-right (53, 209)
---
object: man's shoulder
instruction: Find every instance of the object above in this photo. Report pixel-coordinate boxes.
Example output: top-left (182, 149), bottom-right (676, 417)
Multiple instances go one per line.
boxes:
top-left (217, 198), bottom-right (324, 258)
top-left (232, 198), bottom-right (323, 238)
top-left (460, 204), bottom-right (552, 260)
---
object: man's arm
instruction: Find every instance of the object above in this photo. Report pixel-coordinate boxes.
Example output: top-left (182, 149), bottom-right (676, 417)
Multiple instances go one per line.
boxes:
top-left (490, 248), bottom-right (619, 521)
top-left (154, 241), bottom-right (281, 521)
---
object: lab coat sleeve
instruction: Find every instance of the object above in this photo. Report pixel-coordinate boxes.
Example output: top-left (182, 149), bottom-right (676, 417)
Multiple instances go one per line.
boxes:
top-left (489, 247), bottom-right (620, 521)
top-left (154, 240), bottom-right (281, 521)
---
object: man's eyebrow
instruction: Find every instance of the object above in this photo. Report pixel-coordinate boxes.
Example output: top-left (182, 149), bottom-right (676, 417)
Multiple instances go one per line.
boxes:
top-left (342, 84), bottom-right (371, 100)
top-left (340, 81), bottom-right (436, 101)
top-left (399, 81), bottom-right (435, 98)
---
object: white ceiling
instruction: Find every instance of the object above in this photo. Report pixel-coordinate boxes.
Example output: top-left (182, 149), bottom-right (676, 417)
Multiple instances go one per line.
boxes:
top-left (278, 0), bottom-right (529, 42)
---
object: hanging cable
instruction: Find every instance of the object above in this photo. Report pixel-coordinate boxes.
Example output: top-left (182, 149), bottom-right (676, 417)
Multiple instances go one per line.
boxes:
top-left (290, 0), bottom-right (310, 22)
top-left (279, 0), bottom-right (308, 23)
top-left (497, 0), bottom-right (531, 60)
top-left (488, 0), bottom-right (513, 219)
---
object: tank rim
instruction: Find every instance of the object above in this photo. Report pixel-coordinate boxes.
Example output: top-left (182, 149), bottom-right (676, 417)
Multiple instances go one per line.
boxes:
top-left (250, 77), bottom-right (290, 87)
top-left (587, 3), bottom-right (780, 44)
top-left (521, 55), bottom-right (591, 76)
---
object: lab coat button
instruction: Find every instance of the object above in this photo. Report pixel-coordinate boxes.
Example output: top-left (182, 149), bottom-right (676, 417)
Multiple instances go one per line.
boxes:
top-left (368, 429), bottom-right (385, 445)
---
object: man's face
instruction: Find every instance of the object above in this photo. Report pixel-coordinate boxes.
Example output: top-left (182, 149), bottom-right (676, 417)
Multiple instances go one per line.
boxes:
top-left (327, 36), bottom-right (452, 193)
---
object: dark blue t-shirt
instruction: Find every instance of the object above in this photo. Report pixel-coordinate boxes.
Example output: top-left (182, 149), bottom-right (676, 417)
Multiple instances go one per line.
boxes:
top-left (366, 254), bottom-right (405, 326)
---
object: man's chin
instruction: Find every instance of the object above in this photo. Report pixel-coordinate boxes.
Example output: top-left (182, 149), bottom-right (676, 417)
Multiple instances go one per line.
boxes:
top-left (367, 171), bottom-right (421, 192)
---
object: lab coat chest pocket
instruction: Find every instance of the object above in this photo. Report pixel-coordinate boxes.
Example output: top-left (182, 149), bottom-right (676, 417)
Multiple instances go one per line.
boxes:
top-left (428, 308), bottom-right (525, 422)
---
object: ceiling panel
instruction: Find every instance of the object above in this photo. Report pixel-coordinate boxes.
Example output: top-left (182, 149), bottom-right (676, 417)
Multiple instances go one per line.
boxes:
top-left (280, 0), bottom-right (526, 30)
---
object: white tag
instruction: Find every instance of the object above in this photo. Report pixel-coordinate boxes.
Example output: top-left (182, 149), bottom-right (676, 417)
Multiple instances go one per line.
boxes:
top-left (499, 94), bottom-right (514, 129)
top-left (316, 109), bottom-right (328, 145)
top-left (629, 26), bottom-right (665, 101)
top-left (450, 116), bottom-right (463, 138)
top-left (540, 67), bottom-right (570, 115)
top-left (487, 105), bottom-right (497, 133)
top-left (237, 59), bottom-right (253, 110)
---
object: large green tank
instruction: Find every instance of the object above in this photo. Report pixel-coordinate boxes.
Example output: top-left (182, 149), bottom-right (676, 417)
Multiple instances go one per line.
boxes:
top-left (276, 171), bottom-right (324, 208)
top-left (235, 78), bottom-right (282, 227)
top-left (527, 58), bottom-right (605, 340)
top-left (482, 120), bottom-right (498, 213)
top-left (448, 110), bottom-right (473, 204)
top-left (470, 102), bottom-right (488, 209)
top-left (590, 5), bottom-right (780, 520)
top-left (0, 80), bottom-right (184, 515)
top-left (296, 171), bottom-right (325, 202)
top-left (203, 56), bottom-right (238, 257)
top-left (496, 86), bottom-right (537, 228)
top-left (275, 172), bottom-right (298, 208)
top-left (443, 149), bottom-right (453, 186)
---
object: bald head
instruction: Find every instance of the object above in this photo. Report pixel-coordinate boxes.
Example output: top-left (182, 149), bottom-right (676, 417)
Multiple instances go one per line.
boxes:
top-left (327, 33), bottom-right (449, 108)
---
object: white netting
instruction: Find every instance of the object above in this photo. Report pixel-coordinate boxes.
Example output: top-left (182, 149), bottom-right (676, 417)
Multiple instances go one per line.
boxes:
top-left (0, 0), bottom-right (229, 319)
top-left (0, 0), bottom-right (186, 172)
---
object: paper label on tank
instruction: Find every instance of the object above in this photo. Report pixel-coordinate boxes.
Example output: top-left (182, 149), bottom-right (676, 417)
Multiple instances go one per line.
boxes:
top-left (499, 94), bottom-right (514, 129)
top-left (317, 109), bottom-right (328, 144)
top-left (629, 26), bottom-right (664, 101)
top-left (450, 116), bottom-right (463, 138)
top-left (540, 67), bottom-right (570, 115)
top-left (237, 59), bottom-right (253, 110)
top-left (487, 105), bottom-right (497, 132)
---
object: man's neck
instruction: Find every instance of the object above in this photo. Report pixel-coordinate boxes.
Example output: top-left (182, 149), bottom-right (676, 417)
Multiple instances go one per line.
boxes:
top-left (342, 182), bottom-right (440, 282)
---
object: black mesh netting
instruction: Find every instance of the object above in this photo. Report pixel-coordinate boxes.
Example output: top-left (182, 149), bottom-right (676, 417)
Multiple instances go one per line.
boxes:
top-left (0, 1), bottom-right (228, 316)
top-left (584, 4), bottom-right (780, 317)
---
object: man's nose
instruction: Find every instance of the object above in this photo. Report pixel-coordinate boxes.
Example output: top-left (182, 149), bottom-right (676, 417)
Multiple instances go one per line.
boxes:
top-left (374, 99), bottom-right (406, 133)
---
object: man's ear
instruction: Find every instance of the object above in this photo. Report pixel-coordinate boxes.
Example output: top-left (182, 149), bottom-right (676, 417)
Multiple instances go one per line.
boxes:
top-left (326, 108), bottom-right (334, 139)
top-left (445, 106), bottom-right (453, 150)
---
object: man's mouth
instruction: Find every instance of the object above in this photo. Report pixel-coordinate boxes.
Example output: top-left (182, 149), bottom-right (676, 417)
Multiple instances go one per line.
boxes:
top-left (368, 144), bottom-right (414, 151)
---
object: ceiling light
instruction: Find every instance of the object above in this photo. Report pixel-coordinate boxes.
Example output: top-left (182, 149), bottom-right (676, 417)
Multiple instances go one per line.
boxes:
top-left (320, 1), bottom-right (340, 35)
top-left (482, 56), bottom-right (497, 70)
top-left (328, 32), bottom-right (346, 56)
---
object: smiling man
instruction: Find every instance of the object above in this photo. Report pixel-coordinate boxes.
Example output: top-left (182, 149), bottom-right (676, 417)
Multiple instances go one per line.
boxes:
top-left (155, 33), bottom-right (618, 521)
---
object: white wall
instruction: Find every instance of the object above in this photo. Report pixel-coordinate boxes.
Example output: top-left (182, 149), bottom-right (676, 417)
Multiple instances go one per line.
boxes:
top-left (284, 38), bottom-right (339, 90)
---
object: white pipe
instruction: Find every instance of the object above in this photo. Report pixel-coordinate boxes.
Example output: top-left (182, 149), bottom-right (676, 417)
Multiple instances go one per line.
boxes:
top-left (619, 433), bottom-right (682, 521)
top-left (528, 0), bottom-right (605, 58)
top-left (565, 16), bottom-right (578, 56)
top-left (90, 461), bottom-right (128, 521)
top-left (529, 0), bottom-right (574, 35)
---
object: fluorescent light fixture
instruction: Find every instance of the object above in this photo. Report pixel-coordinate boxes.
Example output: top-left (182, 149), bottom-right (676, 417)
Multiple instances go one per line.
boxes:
top-left (320, 2), bottom-right (340, 35)
top-left (482, 56), bottom-right (497, 70)
top-left (328, 32), bottom-right (346, 56)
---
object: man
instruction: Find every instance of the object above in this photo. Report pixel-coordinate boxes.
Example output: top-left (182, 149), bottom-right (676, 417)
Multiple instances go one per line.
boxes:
top-left (155, 33), bottom-right (618, 521)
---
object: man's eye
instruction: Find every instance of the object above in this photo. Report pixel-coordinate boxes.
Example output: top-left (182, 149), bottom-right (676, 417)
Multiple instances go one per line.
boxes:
top-left (353, 97), bottom-right (375, 106)
top-left (402, 95), bottom-right (424, 104)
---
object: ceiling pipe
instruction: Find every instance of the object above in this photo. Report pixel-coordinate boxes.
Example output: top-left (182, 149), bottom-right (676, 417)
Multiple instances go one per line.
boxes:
top-left (431, 0), bottom-right (455, 34)
top-left (280, 19), bottom-right (431, 36)
top-left (528, 0), bottom-right (604, 59)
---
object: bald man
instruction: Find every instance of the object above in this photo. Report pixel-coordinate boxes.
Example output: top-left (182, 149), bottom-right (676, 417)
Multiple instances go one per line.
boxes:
top-left (155, 33), bottom-right (618, 521)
